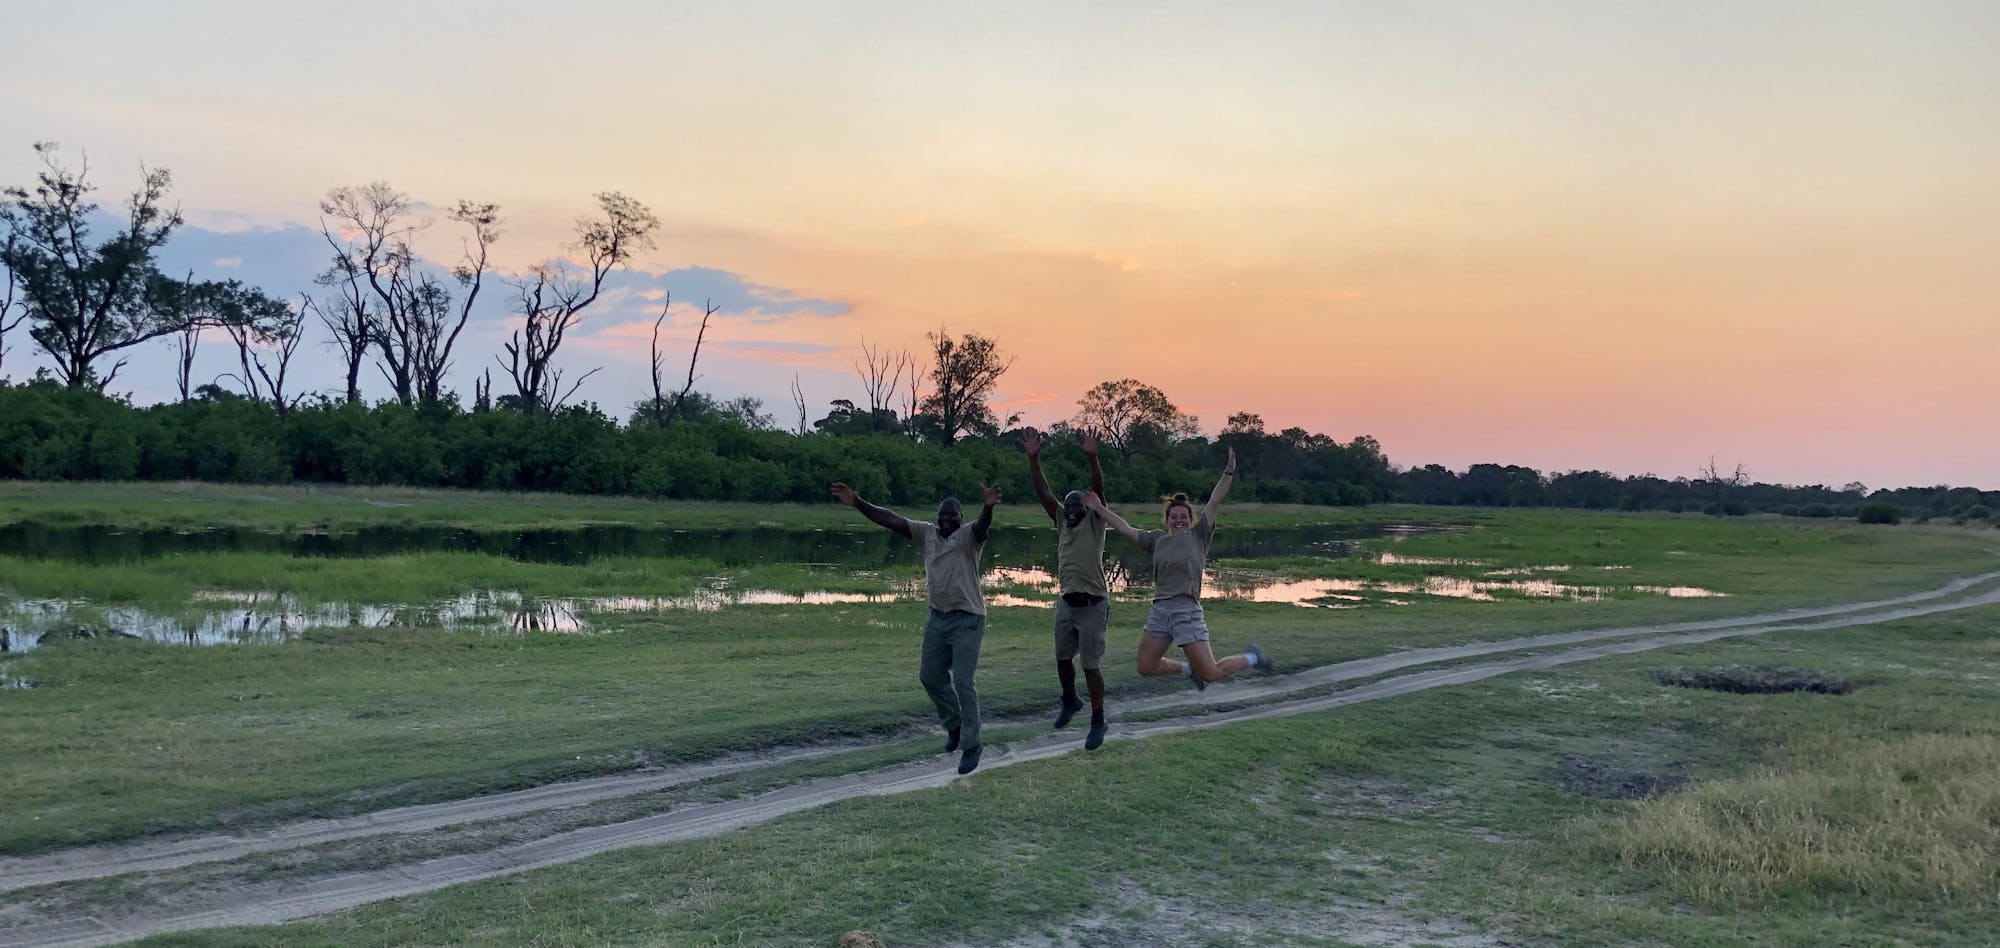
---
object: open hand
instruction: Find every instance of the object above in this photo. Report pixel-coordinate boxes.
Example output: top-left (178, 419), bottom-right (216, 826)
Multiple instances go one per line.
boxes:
top-left (981, 483), bottom-right (1003, 507)
top-left (1224, 447), bottom-right (1237, 474)
top-left (1022, 428), bottom-right (1042, 458)
top-left (830, 482), bottom-right (859, 506)
top-left (1080, 490), bottom-right (1105, 510)
top-left (1081, 428), bottom-right (1100, 456)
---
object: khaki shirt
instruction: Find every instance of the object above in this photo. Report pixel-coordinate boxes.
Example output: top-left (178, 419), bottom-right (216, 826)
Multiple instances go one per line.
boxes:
top-left (908, 520), bottom-right (987, 615)
top-left (1138, 514), bottom-right (1215, 601)
top-left (1054, 511), bottom-right (1109, 598)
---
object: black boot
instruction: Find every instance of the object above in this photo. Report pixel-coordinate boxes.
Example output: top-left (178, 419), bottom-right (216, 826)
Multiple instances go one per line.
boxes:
top-left (957, 744), bottom-right (982, 774)
top-left (1085, 711), bottom-right (1107, 751)
top-left (1054, 693), bottom-right (1084, 729)
top-left (944, 726), bottom-right (962, 753)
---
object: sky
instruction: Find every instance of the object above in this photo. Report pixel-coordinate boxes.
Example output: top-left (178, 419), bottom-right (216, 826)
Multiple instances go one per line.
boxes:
top-left (2, 1), bottom-right (1995, 488)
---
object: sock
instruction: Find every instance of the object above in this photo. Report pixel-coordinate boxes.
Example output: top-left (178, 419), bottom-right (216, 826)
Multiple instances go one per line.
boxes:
top-left (1057, 659), bottom-right (1078, 703)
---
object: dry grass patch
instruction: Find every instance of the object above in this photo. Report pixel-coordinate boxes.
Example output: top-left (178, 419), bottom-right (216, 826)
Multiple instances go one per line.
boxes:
top-left (1614, 733), bottom-right (2000, 904)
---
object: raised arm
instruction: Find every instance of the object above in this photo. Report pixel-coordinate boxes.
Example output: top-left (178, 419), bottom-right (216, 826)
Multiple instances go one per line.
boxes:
top-left (971, 483), bottom-right (1001, 543)
top-left (1204, 448), bottom-right (1237, 525)
top-left (1082, 491), bottom-right (1145, 545)
top-left (1023, 428), bottom-right (1061, 522)
top-left (830, 482), bottom-right (912, 539)
top-left (1082, 427), bottom-right (1105, 499)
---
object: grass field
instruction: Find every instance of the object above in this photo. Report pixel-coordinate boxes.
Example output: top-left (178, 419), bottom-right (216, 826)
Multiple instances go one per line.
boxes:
top-left (3, 483), bottom-right (1998, 944)
top-left (0, 480), bottom-right (1425, 533)
top-left (138, 606), bottom-right (2000, 946)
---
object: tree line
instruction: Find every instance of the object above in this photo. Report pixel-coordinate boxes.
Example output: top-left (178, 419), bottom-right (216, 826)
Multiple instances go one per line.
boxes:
top-left (1395, 462), bottom-right (1998, 524)
top-left (0, 380), bottom-right (1394, 507)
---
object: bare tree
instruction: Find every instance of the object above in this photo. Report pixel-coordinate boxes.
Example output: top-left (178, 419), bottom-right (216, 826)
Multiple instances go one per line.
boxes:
top-left (499, 192), bottom-right (659, 414)
top-left (316, 183), bottom-right (411, 401)
top-left (851, 335), bottom-right (909, 431)
top-left (172, 320), bottom-right (201, 401)
top-left (1700, 456), bottom-right (1751, 515)
top-left (221, 293), bottom-right (310, 417)
top-left (673, 300), bottom-right (718, 424)
top-left (318, 183), bottom-right (499, 407)
top-left (919, 327), bottom-right (1012, 445)
top-left (790, 374), bottom-right (808, 436)
top-left (303, 291), bottom-right (369, 406)
top-left (641, 295), bottom-right (719, 427)
top-left (646, 295), bottom-right (672, 427)
top-left (903, 354), bottom-right (922, 441)
top-left (0, 242), bottom-right (24, 375)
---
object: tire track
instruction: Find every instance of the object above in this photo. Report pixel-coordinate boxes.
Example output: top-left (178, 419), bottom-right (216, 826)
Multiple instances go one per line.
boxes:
top-left (11, 574), bottom-right (2000, 947)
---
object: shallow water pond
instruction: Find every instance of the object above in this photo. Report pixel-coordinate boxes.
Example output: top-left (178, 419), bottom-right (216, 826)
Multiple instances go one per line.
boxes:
top-left (0, 521), bottom-right (1718, 651)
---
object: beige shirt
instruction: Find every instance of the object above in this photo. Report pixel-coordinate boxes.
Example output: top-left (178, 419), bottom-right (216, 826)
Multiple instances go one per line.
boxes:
top-left (1138, 514), bottom-right (1215, 601)
top-left (1054, 511), bottom-right (1110, 598)
top-left (908, 520), bottom-right (987, 615)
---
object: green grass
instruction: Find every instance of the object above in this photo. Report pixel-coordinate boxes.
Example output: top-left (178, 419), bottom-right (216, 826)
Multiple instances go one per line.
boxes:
top-left (0, 480), bottom-right (1405, 532)
top-left (1615, 731), bottom-right (2000, 905)
top-left (1, 483), bottom-right (1997, 943)
top-left (126, 606), bottom-right (2000, 947)
top-left (1, 498), bottom-right (1994, 857)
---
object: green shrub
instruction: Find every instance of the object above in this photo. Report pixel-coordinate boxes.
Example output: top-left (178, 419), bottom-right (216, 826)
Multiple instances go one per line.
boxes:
top-left (1857, 502), bottom-right (1902, 525)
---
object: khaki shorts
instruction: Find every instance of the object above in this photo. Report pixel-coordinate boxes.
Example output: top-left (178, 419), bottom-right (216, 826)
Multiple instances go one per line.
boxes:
top-left (1054, 595), bottom-right (1109, 669)
top-left (1143, 596), bottom-right (1210, 648)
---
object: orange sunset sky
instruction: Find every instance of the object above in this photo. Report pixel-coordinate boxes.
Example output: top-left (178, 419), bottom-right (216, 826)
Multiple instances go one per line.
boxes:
top-left (2, 2), bottom-right (1995, 487)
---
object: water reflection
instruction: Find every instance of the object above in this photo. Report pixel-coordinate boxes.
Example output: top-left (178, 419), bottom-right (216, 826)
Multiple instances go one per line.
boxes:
top-left (0, 587), bottom-right (917, 649)
top-left (0, 567), bottom-right (1727, 649)
top-left (0, 519), bottom-right (1738, 650)
top-left (980, 565), bottom-right (1715, 607)
top-left (1633, 585), bottom-right (1726, 598)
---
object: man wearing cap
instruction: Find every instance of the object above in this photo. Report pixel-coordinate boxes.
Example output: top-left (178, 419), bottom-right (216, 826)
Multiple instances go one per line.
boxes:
top-left (830, 479), bottom-right (1001, 775)
top-left (1023, 427), bottom-right (1111, 750)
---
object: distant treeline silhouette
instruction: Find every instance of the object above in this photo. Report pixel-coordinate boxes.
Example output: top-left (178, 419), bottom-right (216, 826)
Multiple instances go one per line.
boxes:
top-left (3, 381), bottom-right (1992, 522)
top-left (0, 381), bottom-right (1394, 507)
top-left (1395, 462), bottom-right (1995, 523)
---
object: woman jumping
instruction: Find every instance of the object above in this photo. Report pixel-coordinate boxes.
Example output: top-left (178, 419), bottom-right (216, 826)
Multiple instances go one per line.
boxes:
top-left (1082, 448), bottom-right (1274, 688)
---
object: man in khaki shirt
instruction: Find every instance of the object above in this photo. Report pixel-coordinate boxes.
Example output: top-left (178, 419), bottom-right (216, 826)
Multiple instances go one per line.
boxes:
top-left (1024, 427), bottom-right (1111, 750)
top-left (830, 480), bottom-right (1000, 775)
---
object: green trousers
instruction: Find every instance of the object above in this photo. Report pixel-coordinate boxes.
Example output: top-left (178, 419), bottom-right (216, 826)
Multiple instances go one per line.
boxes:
top-left (920, 608), bottom-right (985, 749)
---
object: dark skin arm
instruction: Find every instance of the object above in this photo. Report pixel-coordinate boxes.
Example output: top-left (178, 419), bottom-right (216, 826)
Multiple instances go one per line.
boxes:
top-left (830, 482), bottom-right (912, 539)
top-left (970, 483), bottom-right (1001, 543)
top-left (1082, 427), bottom-right (1105, 499)
top-left (1023, 428), bottom-right (1061, 522)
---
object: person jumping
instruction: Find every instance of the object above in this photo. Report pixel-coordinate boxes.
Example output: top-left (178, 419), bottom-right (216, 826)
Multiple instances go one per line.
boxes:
top-left (1082, 448), bottom-right (1274, 688)
top-left (831, 480), bottom-right (1001, 775)
top-left (1024, 426), bottom-right (1111, 750)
